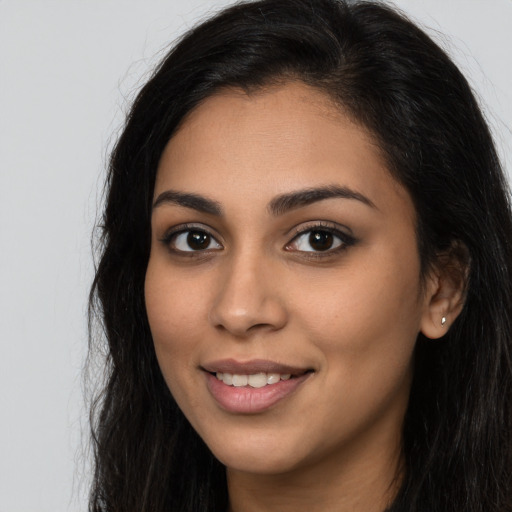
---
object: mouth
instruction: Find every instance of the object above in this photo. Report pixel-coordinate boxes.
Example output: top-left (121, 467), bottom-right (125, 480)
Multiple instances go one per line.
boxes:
top-left (201, 359), bottom-right (314, 414)
top-left (210, 370), bottom-right (312, 388)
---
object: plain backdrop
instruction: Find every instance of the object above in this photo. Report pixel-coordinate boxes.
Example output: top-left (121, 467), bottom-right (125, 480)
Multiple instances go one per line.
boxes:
top-left (1, 1), bottom-right (511, 511)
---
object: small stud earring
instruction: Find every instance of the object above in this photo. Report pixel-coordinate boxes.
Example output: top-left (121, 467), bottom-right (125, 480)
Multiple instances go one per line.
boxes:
top-left (441, 316), bottom-right (447, 326)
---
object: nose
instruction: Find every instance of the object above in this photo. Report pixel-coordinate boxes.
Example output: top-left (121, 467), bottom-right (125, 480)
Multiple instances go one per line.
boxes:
top-left (209, 252), bottom-right (288, 338)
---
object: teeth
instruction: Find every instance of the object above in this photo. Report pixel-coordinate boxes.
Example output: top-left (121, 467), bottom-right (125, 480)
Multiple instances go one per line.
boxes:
top-left (215, 371), bottom-right (295, 387)
top-left (248, 373), bottom-right (267, 388)
top-left (266, 373), bottom-right (280, 385)
top-left (232, 374), bottom-right (248, 387)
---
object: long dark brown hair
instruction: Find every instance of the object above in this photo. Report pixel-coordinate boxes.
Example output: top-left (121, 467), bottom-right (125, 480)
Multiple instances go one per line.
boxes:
top-left (89, 1), bottom-right (512, 510)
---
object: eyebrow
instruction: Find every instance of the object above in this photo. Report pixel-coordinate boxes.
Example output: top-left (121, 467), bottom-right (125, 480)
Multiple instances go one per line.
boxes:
top-left (152, 190), bottom-right (223, 215)
top-left (152, 184), bottom-right (376, 217)
top-left (268, 185), bottom-right (376, 216)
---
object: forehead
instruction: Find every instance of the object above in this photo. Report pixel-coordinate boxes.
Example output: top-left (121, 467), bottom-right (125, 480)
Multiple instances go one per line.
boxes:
top-left (155, 81), bottom-right (411, 219)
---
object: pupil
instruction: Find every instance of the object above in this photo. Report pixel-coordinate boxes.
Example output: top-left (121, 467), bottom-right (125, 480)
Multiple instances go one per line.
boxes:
top-left (187, 231), bottom-right (210, 250)
top-left (309, 231), bottom-right (333, 251)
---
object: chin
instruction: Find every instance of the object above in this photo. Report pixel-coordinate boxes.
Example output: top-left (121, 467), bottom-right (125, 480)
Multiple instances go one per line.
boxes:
top-left (220, 452), bottom-right (304, 476)
top-left (206, 430), bottom-right (308, 476)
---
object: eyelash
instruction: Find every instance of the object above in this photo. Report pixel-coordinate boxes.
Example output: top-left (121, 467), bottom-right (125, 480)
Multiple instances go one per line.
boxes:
top-left (160, 224), bottom-right (222, 255)
top-left (159, 222), bottom-right (356, 258)
top-left (286, 222), bottom-right (356, 256)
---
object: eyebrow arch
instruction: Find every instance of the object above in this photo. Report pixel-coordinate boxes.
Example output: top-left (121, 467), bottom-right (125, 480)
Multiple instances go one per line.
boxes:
top-left (268, 185), bottom-right (377, 216)
top-left (152, 190), bottom-right (223, 216)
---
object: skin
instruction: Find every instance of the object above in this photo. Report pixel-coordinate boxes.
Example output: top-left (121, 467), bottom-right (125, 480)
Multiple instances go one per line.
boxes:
top-left (145, 82), bottom-right (462, 512)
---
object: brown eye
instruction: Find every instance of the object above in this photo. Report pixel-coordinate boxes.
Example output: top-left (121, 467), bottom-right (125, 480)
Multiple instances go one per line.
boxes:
top-left (187, 231), bottom-right (211, 250)
top-left (170, 229), bottom-right (222, 252)
top-left (287, 226), bottom-right (354, 254)
top-left (308, 231), bottom-right (334, 251)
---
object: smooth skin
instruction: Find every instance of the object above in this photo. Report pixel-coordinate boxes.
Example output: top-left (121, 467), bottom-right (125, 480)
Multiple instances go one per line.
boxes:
top-left (145, 82), bottom-right (464, 512)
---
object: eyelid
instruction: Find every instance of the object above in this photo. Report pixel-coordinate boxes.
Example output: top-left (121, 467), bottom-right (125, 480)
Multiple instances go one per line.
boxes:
top-left (285, 221), bottom-right (356, 253)
top-left (157, 220), bottom-right (355, 256)
top-left (159, 223), bottom-right (224, 252)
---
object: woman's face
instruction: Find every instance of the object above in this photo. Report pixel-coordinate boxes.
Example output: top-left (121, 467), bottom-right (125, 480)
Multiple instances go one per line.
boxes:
top-left (145, 82), bottom-right (437, 477)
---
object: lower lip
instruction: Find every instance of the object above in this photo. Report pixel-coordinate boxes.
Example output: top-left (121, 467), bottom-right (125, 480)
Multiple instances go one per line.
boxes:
top-left (205, 372), bottom-right (311, 414)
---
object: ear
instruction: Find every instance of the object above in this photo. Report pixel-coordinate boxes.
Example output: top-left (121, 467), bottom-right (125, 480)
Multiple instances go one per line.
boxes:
top-left (420, 241), bottom-right (469, 339)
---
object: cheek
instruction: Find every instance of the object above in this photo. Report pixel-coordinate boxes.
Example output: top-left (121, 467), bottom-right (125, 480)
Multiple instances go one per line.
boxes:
top-left (293, 252), bottom-right (423, 378)
top-left (144, 261), bottom-right (205, 388)
top-left (294, 267), bottom-right (420, 431)
top-left (145, 256), bottom-right (210, 337)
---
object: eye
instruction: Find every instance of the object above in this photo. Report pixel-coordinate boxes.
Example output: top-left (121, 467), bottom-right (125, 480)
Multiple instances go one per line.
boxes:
top-left (287, 226), bottom-right (354, 253)
top-left (165, 228), bottom-right (223, 252)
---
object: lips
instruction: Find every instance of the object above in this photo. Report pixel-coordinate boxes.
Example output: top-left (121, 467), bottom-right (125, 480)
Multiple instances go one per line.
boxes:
top-left (202, 359), bottom-right (313, 414)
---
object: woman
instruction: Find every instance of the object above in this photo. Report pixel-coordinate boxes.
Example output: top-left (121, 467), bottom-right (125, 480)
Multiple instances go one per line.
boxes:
top-left (88, 0), bottom-right (512, 510)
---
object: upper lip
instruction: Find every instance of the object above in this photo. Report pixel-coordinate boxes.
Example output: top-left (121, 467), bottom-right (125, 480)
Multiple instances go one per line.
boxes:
top-left (201, 358), bottom-right (311, 376)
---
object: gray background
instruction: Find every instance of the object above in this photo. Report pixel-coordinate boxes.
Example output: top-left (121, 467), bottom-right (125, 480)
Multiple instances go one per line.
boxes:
top-left (1, 1), bottom-right (511, 510)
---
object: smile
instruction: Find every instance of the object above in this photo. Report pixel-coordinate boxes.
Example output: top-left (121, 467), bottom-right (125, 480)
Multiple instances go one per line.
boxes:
top-left (202, 360), bottom-right (313, 414)
top-left (215, 372), bottom-right (292, 388)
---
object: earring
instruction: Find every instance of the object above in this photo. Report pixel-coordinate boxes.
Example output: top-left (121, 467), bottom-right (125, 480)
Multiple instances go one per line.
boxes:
top-left (441, 316), bottom-right (447, 326)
